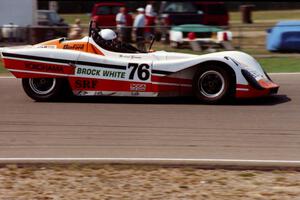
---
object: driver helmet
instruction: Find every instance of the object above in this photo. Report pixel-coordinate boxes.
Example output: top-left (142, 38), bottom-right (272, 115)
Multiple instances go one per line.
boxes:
top-left (99, 29), bottom-right (117, 40)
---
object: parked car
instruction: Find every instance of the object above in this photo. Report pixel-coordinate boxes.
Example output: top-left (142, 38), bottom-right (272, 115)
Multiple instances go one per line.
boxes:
top-left (91, 2), bottom-right (128, 27)
top-left (195, 2), bottom-right (229, 26)
top-left (266, 20), bottom-right (300, 52)
top-left (157, 1), bottom-right (229, 42)
top-left (169, 24), bottom-right (232, 49)
top-left (37, 10), bottom-right (67, 26)
top-left (37, 10), bottom-right (69, 38)
top-left (158, 1), bottom-right (203, 27)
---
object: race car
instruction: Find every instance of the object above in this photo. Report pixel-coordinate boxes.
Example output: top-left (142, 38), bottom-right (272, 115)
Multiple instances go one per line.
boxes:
top-left (0, 21), bottom-right (279, 104)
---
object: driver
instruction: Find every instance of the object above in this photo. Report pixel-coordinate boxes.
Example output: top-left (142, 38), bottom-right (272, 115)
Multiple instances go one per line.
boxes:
top-left (98, 29), bottom-right (118, 51)
top-left (98, 29), bottom-right (145, 53)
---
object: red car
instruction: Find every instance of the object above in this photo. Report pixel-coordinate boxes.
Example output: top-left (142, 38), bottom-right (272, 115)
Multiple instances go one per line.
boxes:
top-left (91, 2), bottom-right (132, 27)
top-left (158, 1), bottom-right (229, 27)
top-left (195, 2), bottom-right (229, 26)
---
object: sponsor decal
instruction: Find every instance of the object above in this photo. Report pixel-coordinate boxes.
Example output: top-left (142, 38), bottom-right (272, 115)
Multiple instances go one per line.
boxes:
top-left (131, 91), bottom-right (140, 96)
top-left (102, 70), bottom-right (125, 79)
top-left (130, 83), bottom-right (146, 91)
top-left (75, 79), bottom-right (98, 89)
top-left (63, 44), bottom-right (85, 50)
top-left (77, 68), bottom-right (101, 76)
top-left (36, 45), bottom-right (57, 48)
top-left (76, 66), bottom-right (126, 79)
top-left (24, 63), bottom-right (64, 73)
top-left (119, 55), bottom-right (142, 59)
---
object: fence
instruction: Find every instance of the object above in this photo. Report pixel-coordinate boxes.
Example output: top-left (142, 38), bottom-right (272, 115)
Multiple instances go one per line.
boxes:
top-left (0, 24), bottom-right (298, 54)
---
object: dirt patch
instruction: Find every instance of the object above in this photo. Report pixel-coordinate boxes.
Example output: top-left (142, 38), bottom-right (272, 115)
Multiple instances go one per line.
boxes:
top-left (0, 164), bottom-right (300, 199)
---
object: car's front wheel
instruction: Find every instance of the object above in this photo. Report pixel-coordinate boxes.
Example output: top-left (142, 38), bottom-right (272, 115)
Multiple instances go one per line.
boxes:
top-left (192, 66), bottom-right (233, 104)
top-left (22, 78), bottom-right (67, 101)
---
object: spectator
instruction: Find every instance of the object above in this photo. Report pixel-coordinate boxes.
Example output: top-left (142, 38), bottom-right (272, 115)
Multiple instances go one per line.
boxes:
top-left (116, 7), bottom-right (132, 43)
top-left (69, 18), bottom-right (83, 39)
top-left (133, 8), bottom-right (146, 52)
top-left (145, 1), bottom-right (157, 40)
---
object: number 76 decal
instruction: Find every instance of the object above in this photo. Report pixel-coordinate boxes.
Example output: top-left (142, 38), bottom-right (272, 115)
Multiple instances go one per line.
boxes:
top-left (128, 63), bottom-right (151, 81)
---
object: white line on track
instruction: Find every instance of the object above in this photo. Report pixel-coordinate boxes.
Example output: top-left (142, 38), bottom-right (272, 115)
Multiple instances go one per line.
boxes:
top-left (0, 158), bottom-right (300, 167)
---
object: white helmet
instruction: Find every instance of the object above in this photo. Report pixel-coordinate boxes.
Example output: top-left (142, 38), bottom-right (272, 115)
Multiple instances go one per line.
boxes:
top-left (99, 29), bottom-right (117, 40)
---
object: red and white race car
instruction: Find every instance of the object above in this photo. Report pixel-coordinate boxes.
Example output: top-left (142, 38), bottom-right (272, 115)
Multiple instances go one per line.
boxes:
top-left (0, 22), bottom-right (279, 104)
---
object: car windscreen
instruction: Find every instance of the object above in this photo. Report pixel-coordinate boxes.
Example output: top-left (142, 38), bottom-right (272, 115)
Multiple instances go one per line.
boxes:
top-left (96, 6), bottom-right (122, 15)
top-left (163, 2), bottom-right (198, 13)
top-left (38, 11), bottom-right (60, 24)
top-left (48, 12), bottom-right (61, 23)
top-left (206, 4), bottom-right (227, 15)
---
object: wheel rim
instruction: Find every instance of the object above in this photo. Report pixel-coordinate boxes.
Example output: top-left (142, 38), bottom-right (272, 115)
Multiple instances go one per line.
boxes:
top-left (29, 78), bottom-right (56, 95)
top-left (198, 71), bottom-right (225, 98)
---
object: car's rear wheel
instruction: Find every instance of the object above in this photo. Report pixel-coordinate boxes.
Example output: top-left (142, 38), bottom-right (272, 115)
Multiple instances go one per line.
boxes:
top-left (193, 66), bottom-right (233, 104)
top-left (22, 78), bottom-right (67, 102)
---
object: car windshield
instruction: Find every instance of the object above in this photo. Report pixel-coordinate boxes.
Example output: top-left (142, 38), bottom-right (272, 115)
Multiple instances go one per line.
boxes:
top-left (38, 11), bottom-right (61, 24)
top-left (48, 12), bottom-right (61, 23)
top-left (96, 6), bottom-right (122, 15)
top-left (163, 2), bottom-right (198, 13)
top-left (206, 4), bottom-right (227, 15)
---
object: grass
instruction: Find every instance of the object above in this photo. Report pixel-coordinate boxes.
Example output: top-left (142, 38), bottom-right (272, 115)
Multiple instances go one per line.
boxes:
top-left (0, 61), bottom-right (8, 74)
top-left (230, 9), bottom-right (300, 23)
top-left (257, 57), bottom-right (300, 73)
top-left (61, 13), bottom-right (91, 25)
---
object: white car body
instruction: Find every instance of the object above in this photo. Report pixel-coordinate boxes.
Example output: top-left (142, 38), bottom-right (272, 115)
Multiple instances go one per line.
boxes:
top-left (1, 34), bottom-right (279, 102)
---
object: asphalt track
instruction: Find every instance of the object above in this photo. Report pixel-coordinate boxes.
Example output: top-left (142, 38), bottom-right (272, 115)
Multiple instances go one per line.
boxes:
top-left (0, 74), bottom-right (299, 167)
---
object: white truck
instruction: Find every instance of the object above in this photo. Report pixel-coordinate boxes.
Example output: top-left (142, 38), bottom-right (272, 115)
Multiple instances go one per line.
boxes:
top-left (0, 0), bottom-right (37, 41)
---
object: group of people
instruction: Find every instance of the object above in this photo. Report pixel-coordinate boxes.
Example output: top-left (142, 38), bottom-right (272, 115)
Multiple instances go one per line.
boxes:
top-left (115, 3), bottom-right (157, 51)
top-left (68, 3), bottom-right (157, 52)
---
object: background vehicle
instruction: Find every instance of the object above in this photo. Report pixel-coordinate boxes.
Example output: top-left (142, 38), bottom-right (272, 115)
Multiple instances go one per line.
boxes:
top-left (91, 2), bottom-right (126, 27)
top-left (169, 24), bottom-right (232, 49)
top-left (34, 10), bottom-right (69, 42)
top-left (158, 1), bottom-right (203, 27)
top-left (37, 10), bottom-right (67, 27)
top-left (158, 1), bottom-right (229, 27)
top-left (157, 1), bottom-right (229, 43)
top-left (0, 0), bottom-right (37, 42)
top-left (195, 2), bottom-right (229, 26)
top-left (266, 20), bottom-right (300, 52)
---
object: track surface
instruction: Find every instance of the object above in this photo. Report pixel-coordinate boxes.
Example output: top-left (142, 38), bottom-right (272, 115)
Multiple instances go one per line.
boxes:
top-left (0, 74), bottom-right (299, 162)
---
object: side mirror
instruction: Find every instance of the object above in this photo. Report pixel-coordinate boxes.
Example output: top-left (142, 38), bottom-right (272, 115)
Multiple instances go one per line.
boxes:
top-left (267, 28), bottom-right (272, 34)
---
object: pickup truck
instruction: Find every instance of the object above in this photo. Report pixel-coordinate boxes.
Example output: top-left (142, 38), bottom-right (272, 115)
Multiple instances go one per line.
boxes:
top-left (157, 1), bottom-right (229, 42)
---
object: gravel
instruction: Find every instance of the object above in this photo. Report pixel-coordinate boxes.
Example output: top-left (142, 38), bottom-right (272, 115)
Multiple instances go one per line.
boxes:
top-left (0, 164), bottom-right (300, 200)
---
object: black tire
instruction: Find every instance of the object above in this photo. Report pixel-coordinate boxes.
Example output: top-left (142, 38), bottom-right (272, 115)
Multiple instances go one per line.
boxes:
top-left (192, 65), bottom-right (234, 104)
top-left (22, 78), bottom-right (69, 102)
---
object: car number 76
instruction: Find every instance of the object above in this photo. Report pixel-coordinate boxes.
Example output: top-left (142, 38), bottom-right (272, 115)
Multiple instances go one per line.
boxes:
top-left (128, 63), bottom-right (150, 81)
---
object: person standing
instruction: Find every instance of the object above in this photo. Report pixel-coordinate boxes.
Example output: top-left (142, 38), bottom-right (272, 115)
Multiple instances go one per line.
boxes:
top-left (68, 18), bottom-right (83, 39)
top-left (116, 7), bottom-right (127, 42)
top-left (116, 7), bottom-right (132, 43)
top-left (133, 8), bottom-right (146, 51)
top-left (145, 1), bottom-right (157, 40)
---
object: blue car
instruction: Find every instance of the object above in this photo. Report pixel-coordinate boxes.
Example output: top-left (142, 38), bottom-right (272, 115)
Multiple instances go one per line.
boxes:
top-left (266, 20), bottom-right (300, 52)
